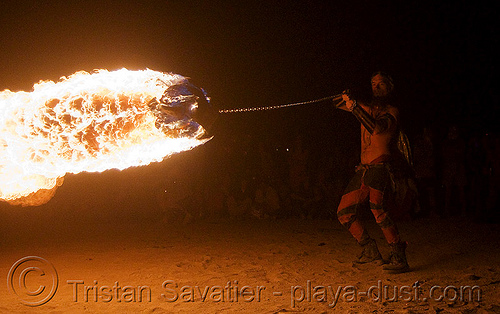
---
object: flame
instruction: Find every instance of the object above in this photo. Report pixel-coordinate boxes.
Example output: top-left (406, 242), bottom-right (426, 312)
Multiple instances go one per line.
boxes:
top-left (0, 69), bottom-right (210, 206)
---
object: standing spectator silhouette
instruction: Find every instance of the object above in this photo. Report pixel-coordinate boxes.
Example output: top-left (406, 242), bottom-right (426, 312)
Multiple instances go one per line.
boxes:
top-left (441, 125), bottom-right (467, 217)
top-left (485, 134), bottom-right (500, 220)
top-left (413, 127), bottom-right (438, 217)
top-left (288, 135), bottom-right (309, 195)
top-left (466, 133), bottom-right (489, 219)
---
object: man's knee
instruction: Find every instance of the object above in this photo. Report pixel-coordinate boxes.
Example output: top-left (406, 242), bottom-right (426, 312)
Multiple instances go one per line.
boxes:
top-left (338, 211), bottom-right (356, 229)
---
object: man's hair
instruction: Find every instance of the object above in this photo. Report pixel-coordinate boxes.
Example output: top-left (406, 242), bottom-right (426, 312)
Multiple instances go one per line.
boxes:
top-left (371, 71), bottom-right (394, 90)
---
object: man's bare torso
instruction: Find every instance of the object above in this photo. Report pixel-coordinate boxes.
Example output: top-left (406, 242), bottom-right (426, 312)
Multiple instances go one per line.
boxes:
top-left (360, 104), bottom-right (399, 164)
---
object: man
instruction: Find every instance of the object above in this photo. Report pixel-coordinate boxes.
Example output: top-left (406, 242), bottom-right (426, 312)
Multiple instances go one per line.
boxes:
top-left (335, 72), bottom-right (410, 274)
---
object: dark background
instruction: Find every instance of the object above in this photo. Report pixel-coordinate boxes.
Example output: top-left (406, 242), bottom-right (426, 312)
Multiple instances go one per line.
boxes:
top-left (0, 1), bottom-right (497, 133)
top-left (0, 1), bottom-right (497, 214)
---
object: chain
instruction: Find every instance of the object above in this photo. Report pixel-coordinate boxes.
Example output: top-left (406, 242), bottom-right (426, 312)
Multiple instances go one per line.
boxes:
top-left (218, 94), bottom-right (342, 114)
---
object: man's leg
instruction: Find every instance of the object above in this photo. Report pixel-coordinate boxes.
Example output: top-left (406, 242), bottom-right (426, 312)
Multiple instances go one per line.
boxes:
top-left (369, 187), bottom-right (401, 244)
top-left (337, 170), bottom-right (382, 263)
top-left (365, 167), bottom-right (409, 273)
top-left (337, 171), bottom-right (368, 242)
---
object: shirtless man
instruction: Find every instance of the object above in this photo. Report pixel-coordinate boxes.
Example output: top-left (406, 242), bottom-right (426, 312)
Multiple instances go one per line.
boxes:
top-left (335, 72), bottom-right (410, 274)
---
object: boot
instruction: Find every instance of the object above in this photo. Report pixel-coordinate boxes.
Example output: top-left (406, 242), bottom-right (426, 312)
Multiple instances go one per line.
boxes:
top-left (355, 238), bottom-right (383, 264)
top-left (383, 241), bottom-right (410, 273)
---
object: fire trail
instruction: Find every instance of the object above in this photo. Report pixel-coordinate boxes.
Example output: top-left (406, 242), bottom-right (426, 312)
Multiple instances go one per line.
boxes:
top-left (0, 69), bottom-right (213, 206)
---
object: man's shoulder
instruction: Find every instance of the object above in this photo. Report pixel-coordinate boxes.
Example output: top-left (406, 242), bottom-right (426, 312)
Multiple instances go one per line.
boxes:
top-left (386, 105), bottom-right (399, 119)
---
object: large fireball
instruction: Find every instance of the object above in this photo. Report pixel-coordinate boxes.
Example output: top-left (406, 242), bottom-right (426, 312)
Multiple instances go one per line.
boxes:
top-left (0, 69), bottom-right (212, 206)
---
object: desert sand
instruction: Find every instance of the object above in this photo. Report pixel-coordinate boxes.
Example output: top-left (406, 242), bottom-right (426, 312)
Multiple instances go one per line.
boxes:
top-left (1, 194), bottom-right (499, 313)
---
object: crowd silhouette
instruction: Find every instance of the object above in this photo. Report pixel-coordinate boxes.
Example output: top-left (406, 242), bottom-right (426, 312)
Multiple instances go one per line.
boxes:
top-left (154, 120), bottom-right (500, 225)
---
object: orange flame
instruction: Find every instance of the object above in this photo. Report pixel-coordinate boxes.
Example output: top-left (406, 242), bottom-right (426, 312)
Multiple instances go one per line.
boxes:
top-left (0, 69), bottom-right (210, 206)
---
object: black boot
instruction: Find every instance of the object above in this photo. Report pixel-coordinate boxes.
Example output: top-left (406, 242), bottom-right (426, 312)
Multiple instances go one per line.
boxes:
top-left (383, 241), bottom-right (410, 273)
top-left (355, 238), bottom-right (383, 264)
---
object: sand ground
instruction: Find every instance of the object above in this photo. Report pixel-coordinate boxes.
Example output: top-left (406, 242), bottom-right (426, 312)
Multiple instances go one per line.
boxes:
top-left (0, 204), bottom-right (499, 314)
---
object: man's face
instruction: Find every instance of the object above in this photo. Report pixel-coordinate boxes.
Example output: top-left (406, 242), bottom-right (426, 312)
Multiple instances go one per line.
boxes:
top-left (371, 74), bottom-right (392, 98)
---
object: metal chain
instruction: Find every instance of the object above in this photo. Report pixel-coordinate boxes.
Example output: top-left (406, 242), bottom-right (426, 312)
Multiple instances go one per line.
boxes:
top-left (218, 94), bottom-right (342, 114)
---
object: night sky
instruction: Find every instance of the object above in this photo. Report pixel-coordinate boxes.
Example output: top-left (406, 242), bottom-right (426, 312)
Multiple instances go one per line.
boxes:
top-left (0, 1), bottom-right (497, 140)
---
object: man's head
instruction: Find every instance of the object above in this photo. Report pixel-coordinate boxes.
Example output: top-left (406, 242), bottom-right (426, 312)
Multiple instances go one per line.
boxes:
top-left (371, 71), bottom-right (394, 98)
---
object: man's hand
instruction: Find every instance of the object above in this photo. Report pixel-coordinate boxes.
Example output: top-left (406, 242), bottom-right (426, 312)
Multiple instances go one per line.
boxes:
top-left (342, 90), bottom-right (357, 111)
